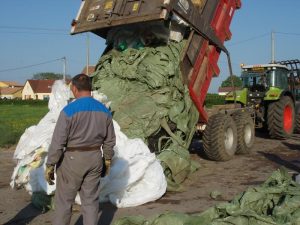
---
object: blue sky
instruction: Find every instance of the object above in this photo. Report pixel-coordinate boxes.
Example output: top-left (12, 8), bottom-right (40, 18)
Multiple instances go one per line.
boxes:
top-left (0, 0), bottom-right (300, 93)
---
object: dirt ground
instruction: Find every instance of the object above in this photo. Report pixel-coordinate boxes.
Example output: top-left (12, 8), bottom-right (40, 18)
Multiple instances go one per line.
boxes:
top-left (1, 131), bottom-right (300, 225)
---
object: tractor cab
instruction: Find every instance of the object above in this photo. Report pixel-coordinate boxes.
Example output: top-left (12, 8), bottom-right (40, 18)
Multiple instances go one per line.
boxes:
top-left (240, 61), bottom-right (300, 103)
top-left (241, 64), bottom-right (291, 106)
top-left (241, 64), bottom-right (289, 92)
top-left (226, 63), bottom-right (292, 107)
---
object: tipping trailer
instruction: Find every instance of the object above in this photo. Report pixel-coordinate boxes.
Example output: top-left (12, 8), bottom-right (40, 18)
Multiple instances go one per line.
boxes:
top-left (71, 0), bottom-right (253, 161)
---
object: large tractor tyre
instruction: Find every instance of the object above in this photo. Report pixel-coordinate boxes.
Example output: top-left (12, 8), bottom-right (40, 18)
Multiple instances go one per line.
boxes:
top-left (295, 114), bottom-right (300, 133)
top-left (267, 96), bottom-right (295, 139)
top-left (232, 111), bottom-right (255, 154)
top-left (203, 113), bottom-right (237, 161)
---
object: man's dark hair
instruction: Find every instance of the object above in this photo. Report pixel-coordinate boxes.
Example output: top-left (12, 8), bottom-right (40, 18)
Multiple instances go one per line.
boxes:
top-left (72, 74), bottom-right (92, 91)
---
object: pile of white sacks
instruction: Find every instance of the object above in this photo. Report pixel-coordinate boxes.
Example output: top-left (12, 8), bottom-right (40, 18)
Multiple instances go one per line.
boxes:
top-left (10, 80), bottom-right (167, 208)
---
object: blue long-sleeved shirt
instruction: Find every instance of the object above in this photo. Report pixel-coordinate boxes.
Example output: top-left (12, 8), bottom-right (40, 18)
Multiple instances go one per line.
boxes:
top-left (47, 96), bottom-right (115, 165)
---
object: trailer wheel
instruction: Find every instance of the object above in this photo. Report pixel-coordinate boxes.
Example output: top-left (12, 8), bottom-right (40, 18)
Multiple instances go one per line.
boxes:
top-left (203, 113), bottom-right (237, 161)
top-left (232, 111), bottom-right (255, 154)
top-left (267, 96), bottom-right (295, 139)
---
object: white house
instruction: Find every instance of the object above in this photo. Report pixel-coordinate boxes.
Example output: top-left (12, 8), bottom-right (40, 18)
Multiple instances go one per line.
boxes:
top-left (22, 80), bottom-right (55, 100)
top-left (218, 87), bottom-right (242, 96)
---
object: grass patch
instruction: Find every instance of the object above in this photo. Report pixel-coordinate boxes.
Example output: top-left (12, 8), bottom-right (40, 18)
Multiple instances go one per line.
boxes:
top-left (0, 94), bottom-right (224, 147)
top-left (0, 104), bottom-right (48, 147)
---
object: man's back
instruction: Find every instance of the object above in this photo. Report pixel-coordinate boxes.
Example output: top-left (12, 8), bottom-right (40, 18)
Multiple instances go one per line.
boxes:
top-left (63, 96), bottom-right (112, 148)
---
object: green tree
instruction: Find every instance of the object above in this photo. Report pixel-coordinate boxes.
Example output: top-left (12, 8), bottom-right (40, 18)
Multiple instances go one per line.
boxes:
top-left (32, 72), bottom-right (71, 80)
top-left (221, 75), bottom-right (243, 88)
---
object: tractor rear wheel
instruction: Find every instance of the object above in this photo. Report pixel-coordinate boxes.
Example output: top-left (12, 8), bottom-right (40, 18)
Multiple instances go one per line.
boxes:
top-left (267, 96), bottom-right (295, 139)
top-left (203, 113), bottom-right (237, 161)
top-left (295, 114), bottom-right (300, 133)
top-left (232, 111), bottom-right (255, 154)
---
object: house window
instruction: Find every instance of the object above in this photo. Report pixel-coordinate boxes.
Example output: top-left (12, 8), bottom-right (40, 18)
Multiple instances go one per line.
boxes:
top-left (43, 95), bottom-right (49, 100)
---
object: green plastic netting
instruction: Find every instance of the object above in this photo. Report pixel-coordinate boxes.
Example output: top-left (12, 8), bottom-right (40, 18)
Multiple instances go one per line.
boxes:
top-left (31, 192), bottom-right (54, 212)
top-left (113, 168), bottom-right (300, 225)
top-left (92, 41), bottom-right (199, 191)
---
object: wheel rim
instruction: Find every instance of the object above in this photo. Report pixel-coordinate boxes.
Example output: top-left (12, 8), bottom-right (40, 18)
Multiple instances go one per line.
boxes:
top-left (224, 127), bottom-right (234, 154)
top-left (244, 124), bottom-right (253, 147)
top-left (283, 105), bottom-right (293, 133)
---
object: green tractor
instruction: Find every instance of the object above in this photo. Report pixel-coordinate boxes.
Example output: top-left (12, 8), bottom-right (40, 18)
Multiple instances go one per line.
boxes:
top-left (226, 60), bottom-right (300, 139)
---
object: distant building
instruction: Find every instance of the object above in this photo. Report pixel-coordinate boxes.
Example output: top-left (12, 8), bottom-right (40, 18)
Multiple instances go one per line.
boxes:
top-left (22, 80), bottom-right (56, 100)
top-left (218, 86), bottom-right (242, 96)
top-left (0, 81), bottom-right (23, 99)
top-left (0, 81), bottom-right (23, 88)
top-left (81, 65), bottom-right (96, 76)
top-left (0, 87), bottom-right (23, 99)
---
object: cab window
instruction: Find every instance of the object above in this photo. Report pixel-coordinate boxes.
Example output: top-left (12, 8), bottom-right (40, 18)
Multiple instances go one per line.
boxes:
top-left (274, 69), bottom-right (288, 89)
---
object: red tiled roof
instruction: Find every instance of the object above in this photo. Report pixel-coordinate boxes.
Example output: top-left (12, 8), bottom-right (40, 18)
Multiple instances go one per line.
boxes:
top-left (218, 86), bottom-right (242, 93)
top-left (81, 66), bottom-right (96, 75)
top-left (0, 87), bottom-right (23, 95)
top-left (27, 80), bottom-right (56, 93)
top-left (65, 79), bottom-right (72, 85)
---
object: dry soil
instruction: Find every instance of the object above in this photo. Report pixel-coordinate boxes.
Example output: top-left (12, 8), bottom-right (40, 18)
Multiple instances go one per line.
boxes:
top-left (1, 131), bottom-right (300, 225)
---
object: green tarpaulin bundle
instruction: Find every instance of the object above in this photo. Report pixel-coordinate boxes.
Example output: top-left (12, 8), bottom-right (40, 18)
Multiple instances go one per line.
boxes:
top-left (92, 41), bottom-right (199, 191)
top-left (113, 168), bottom-right (300, 225)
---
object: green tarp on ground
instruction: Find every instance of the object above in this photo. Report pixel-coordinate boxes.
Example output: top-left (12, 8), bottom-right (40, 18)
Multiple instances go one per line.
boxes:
top-left (113, 168), bottom-right (300, 225)
top-left (31, 192), bottom-right (54, 212)
top-left (92, 41), bottom-right (199, 190)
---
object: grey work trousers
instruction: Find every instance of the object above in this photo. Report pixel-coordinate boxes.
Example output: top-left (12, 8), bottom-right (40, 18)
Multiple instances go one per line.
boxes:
top-left (53, 150), bottom-right (103, 225)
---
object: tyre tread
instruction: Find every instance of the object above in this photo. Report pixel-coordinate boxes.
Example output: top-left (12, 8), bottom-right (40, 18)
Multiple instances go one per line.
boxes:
top-left (203, 114), bottom-right (237, 161)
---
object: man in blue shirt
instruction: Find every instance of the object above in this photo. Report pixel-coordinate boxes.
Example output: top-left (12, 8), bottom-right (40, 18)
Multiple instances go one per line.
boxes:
top-left (45, 74), bottom-right (116, 225)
